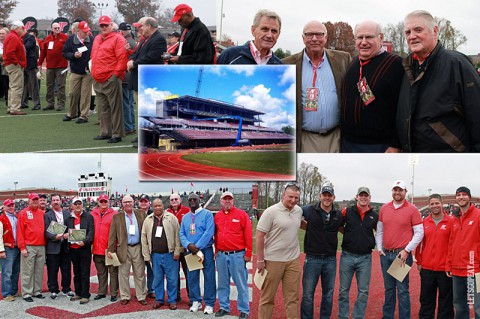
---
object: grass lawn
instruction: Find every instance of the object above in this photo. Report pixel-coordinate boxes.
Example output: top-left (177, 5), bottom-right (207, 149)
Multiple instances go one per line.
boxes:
top-left (1, 75), bottom-right (137, 153)
top-left (182, 151), bottom-right (294, 174)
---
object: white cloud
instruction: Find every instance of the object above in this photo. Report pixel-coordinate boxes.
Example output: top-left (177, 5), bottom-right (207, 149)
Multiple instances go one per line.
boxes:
top-left (279, 65), bottom-right (295, 85)
top-left (226, 65), bottom-right (256, 77)
top-left (139, 88), bottom-right (172, 116)
top-left (233, 84), bottom-right (283, 113)
top-left (283, 83), bottom-right (296, 102)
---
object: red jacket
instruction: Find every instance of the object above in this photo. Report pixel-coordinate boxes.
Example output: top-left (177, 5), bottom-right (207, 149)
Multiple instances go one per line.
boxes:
top-left (16, 206), bottom-right (45, 250)
top-left (3, 30), bottom-right (26, 68)
top-left (91, 32), bottom-right (127, 83)
top-left (415, 213), bottom-right (456, 271)
top-left (0, 213), bottom-right (16, 248)
top-left (446, 204), bottom-right (480, 276)
top-left (167, 204), bottom-right (190, 225)
top-left (38, 32), bottom-right (68, 68)
top-left (91, 207), bottom-right (117, 255)
top-left (214, 206), bottom-right (253, 258)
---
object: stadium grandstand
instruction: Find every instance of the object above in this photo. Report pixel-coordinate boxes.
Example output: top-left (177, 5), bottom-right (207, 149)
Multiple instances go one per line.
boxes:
top-left (140, 95), bottom-right (294, 150)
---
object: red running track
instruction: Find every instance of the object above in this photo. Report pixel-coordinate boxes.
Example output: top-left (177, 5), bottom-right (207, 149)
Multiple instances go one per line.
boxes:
top-left (139, 152), bottom-right (294, 181)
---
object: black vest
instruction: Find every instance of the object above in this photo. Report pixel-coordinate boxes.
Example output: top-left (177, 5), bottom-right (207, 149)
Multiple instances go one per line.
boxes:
top-left (303, 203), bottom-right (343, 256)
top-left (341, 205), bottom-right (378, 255)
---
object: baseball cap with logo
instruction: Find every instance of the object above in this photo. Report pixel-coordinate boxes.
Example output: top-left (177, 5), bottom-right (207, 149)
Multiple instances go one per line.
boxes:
top-left (357, 186), bottom-right (371, 196)
top-left (98, 16), bottom-right (112, 25)
top-left (72, 197), bottom-right (83, 204)
top-left (392, 180), bottom-right (407, 190)
top-left (221, 191), bottom-right (234, 199)
top-left (98, 194), bottom-right (109, 201)
top-left (171, 4), bottom-right (192, 22)
top-left (118, 22), bottom-right (131, 31)
top-left (3, 199), bottom-right (15, 206)
top-left (321, 185), bottom-right (334, 195)
top-left (78, 21), bottom-right (91, 32)
top-left (139, 194), bottom-right (150, 202)
top-left (28, 193), bottom-right (39, 200)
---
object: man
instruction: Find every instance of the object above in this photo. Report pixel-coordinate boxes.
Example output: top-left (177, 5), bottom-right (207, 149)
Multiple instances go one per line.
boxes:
top-left (16, 193), bottom-right (46, 302)
top-left (0, 27), bottom-right (9, 106)
top-left (415, 194), bottom-right (455, 319)
top-left (91, 194), bottom-right (119, 302)
top-left (39, 194), bottom-right (48, 211)
top-left (3, 21), bottom-right (27, 115)
top-left (282, 21), bottom-right (352, 153)
top-left (0, 199), bottom-right (20, 301)
top-left (214, 192), bottom-right (252, 319)
top-left (397, 10), bottom-right (480, 152)
top-left (300, 184), bottom-right (344, 319)
top-left (62, 21), bottom-right (94, 124)
top-left (375, 180), bottom-right (424, 319)
top-left (44, 194), bottom-right (74, 299)
top-left (217, 10), bottom-right (282, 65)
top-left (167, 193), bottom-right (191, 303)
top-left (167, 32), bottom-right (180, 55)
top-left (338, 187), bottom-right (378, 319)
top-left (446, 187), bottom-right (480, 318)
top-left (21, 28), bottom-right (41, 110)
top-left (107, 195), bottom-right (147, 305)
top-left (138, 194), bottom-right (155, 298)
top-left (118, 22), bottom-right (136, 135)
top-left (141, 198), bottom-right (182, 310)
top-left (168, 4), bottom-right (215, 64)
top-left (256, 184), bottom-right (302, 319)
top-left (179, 193), bottom-right (216, 314)
top-left (37, 22), bottom-right (68, 111)
top-left (341, 21), bottom-right (404, 153)
top-left (91, 15), bottom-right (128, 143)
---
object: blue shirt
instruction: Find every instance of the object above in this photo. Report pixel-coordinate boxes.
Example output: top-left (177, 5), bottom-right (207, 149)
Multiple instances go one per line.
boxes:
top-left (180, 207), bottom-right (214, 251)
top-left (6, 212), bottom-right (17, 244)
top-left (124, 212), bottom-right (140, 245)
top-left (301, 50), bottom-right (339, 132)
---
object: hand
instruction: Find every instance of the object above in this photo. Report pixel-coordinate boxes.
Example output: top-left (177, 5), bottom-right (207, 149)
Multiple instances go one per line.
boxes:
top-left (398, 250), bottom-right (409, 267)
top-left (385, 147), bottom-right (400, 153)
top-left (169, 55), bottom-right (179, 64)
top-left (107, 251), bottom-right (113, 259)
top-left (378, 249), bottom-right (386, 256)
top-left (74, 51), bottom-right (82, 58)
top-left (0, 251), bottom-right (6, 258)
top-left (56, 234), bottom-right (63, 240)
top-left (21, 249), bottom-right (28, 257)
top-left (173, 254), bottom-right (180, 260)
top-left (257, 260), bottom-right (265, 275)
top-left (187, 243), bottom-right (199, 254)
top-left (127, 60), bottom-right (134, 71)
top-left (417, 264), bottom-right (422, 271)
top-left (244, 256), bottom-right (252, 262)
top-left (125, 43), bottom-right (131, 50)
top-left (63, 233), bottom-right (69, 239)
top-left (78, 241), bottom-right (85, 246)
top-left (446, 271), bottom-right (452, 277)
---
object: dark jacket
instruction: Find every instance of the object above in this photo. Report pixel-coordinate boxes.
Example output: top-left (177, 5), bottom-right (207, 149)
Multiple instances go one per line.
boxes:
top-left (128, 29), bottom-right (166, 91)
top-left (175, 17), bottom-right (215, 64)
top-left (341, 205), bottom-right (378, 255)
top-left (66, 211), bottom-right (95, 253)
top-left (23, 33), bottom-right (38, 70)
top-left (397, 42), bottom-right (480, 152)
top-left (44, 209), bottom-right (71, 255)
top-left (217, 41), bottom-right (283, 65)
top-left (62, 33), bottom-right (94, 75)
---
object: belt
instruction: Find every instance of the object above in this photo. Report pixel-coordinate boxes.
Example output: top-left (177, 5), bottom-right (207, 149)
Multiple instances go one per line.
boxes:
top-left (128, 243), bottom-right (140, 247)
top-left (219, 249), bottom-right (245, 255)
top-left (384, 248), bottom-right (403, 254)
top-left (303, 126), bottom-right (339, 136)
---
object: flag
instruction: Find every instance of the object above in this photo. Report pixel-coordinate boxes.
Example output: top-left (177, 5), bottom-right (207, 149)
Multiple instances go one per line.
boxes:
top-left (190, 182), bottom-right (194, 187)
top-left (125, 186), bottom-right (128, 193)
top-left (171, 188), bottom-right (174, 194)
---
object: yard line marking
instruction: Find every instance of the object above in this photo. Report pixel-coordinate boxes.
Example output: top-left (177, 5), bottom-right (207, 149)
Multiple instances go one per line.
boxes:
top-left (30, 146), bottom-right (135, 152)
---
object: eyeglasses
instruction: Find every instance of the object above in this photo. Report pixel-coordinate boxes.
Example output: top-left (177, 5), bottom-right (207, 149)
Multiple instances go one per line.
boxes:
top-left (355, 35), bottom-right (378, 42)
top-left (53, 27), bottom-right (60, 30)
top-left (73, 202), bottom-right (82, 205)
top-left (284, 182), bottom-right (300, 192)
top-left (99, 24), bottom-right (109, 28)
top-left (303, 32), bottom-right (325, 40)
top-left (170, 198), bottom-right (180, 201)
top-left (99, 200), bottom-right (108, 203)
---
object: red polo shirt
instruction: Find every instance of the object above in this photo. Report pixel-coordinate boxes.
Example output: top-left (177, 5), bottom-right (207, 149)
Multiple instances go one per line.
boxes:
top-left (214, 206), bottom-right (252, 258)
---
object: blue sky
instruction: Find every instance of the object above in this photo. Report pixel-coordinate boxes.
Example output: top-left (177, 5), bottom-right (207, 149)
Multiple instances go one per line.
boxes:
top-left (138, 65), bottom-right (296, 129)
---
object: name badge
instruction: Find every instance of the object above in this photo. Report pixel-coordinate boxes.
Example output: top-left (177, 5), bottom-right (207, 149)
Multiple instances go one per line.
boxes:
top-left (48, 41), bottom-right (54, 50)
top-left (77, 46), bottom-right (88, 53)
top-left (304, 87), bottom-right (318, 111)
top-left (75, 224), bottom-right (80, 230)
top-left (129, 224), bottom-right (136, 235)
top-left (189, 223), bottom-right (196, 235)
top-left (27, 211), bottom-right (33, 220)
top-left (357, 77), bottom-right (375, 106)
top-left (155, 226), bottom-right (163, 238)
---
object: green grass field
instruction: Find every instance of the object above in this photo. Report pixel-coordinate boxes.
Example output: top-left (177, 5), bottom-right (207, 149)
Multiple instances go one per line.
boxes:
top-left (1, 76), bottom-right (137, 153)
top-left (182, 151), bottom-right (294, 174)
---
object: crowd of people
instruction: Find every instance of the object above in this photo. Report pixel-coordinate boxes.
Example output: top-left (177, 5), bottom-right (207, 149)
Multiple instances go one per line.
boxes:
top-left (0, 191), bottom-right (252, 318)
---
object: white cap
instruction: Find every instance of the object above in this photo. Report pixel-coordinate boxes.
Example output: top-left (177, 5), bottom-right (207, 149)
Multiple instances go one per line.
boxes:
top-left (392, 180), bottom-right (407, 190)
top-left (12, 21), bottom-right (24, 28)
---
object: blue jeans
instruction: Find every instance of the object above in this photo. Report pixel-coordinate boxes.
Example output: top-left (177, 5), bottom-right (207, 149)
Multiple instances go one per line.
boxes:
top-left (452, 275), bottom-right (480, 319)
top-left (338, 251), bottom-right (372, 319)
top-left (146, 261), bottom-right (154, 293)
top-left (1, 247), bottom-right (21, 297)
top-left (380, 252), bottom-right (413, 319)
top-left (122, 84), bottom-right (135, 132)
top-left (151, 252), bottom-right (179, 304)
top-left (301, 255), bottom-right (336, 319)
top-left (216, 250), bottom-right (249, 314)
top-left (187, 246), bottom-right (216, 307)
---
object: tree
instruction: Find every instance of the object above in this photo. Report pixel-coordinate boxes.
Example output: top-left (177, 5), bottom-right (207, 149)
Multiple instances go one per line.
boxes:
top-left (324, 21), bottom-right (355, 55)
top-left (296, 162), bottom-right (325, 205)
top-left (273, 48), bottom-right (291, 59)
top-left (157, 7), bottom-right (178, 30)
top-left (383, 22), bottom-right (408, 57)
top-left (281, 125), bottom-right (294, 135)
top-left (116, 0), bottom-right (161, 24)
top-left (435, 17), bottom-right (467, 51)
top-left (57, 0), bottom-right (96, 26)
top-left (0, 0), bottom-right (18, 22)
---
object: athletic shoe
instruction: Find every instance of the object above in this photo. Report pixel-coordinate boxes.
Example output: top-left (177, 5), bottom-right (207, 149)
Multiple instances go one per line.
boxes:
top-left (238, 312), bottom-right (249, 319)
top-left (190, 301), bottom-right (202, 312)
top-left (204, 306), bottom-right (214, 314)
top-left (62, 291), bottom-right (75, 297)
top-left (215, 309), bottom-right (230, 317)
top-left (50, 293), bottom-right (58, 299)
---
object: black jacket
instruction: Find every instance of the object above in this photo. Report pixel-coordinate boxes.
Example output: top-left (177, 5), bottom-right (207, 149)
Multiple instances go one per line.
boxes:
top-left (128, 29), bottom-right (166, 91)
top-left (23, 33), bottom-right (38, 70)
top-left (66, 211), bottom-right (95, 252)
top-left (341, 205), bottom-right (378, 255)
top-left (397, 42), bottom-right (480, 152)
top-left (175, 17), bottom-right (215, 64)
top-left (44, 209), bottom-right (71, 255)
top-left (62, 34), bottom-right (94, 75)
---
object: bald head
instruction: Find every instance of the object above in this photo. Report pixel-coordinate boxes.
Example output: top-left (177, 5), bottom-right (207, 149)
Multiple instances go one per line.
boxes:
top-left (302, 20), bottom-right (327, 59)
top-left (52, 22), bottom-right (61, 35)
top-left (354, 20), bottom-right (383, 60)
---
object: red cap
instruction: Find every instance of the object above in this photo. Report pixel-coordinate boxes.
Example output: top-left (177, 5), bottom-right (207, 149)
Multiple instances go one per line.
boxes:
top-left (78, 21), bottom-right (91, 32)
top-left (98, 194), bottom-right (109, 201)
top-left (98, 15), bottom-right (112, 24)
top-left (133, 22), bottom-right (142, 27)
top-left (3, 199), bottom-right (14, 206)
top-left (29, 193), bottom-right (39, 200)
top-left (171, 4), bottom-right (192, 22)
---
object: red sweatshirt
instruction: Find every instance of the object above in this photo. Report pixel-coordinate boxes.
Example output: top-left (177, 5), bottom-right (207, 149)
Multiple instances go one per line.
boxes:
top-left (3, 30), bottom-right (26, 68)
top-left (446, 204), bottom-right (480, 276)
top-left (91, 31), bottom-right (127, 83)
top-left (214, 206), bottom-right (253, 258)
top-left (415, 213), bottom-right (457, 271)
top-left (38, 32), bottom-right (68, 68)
top-left (91, 207), bottom-right (117, 255)
top-left (167, 204), bottom-right (190, 225)
top-left (16, 206), bottom-right (45, 250)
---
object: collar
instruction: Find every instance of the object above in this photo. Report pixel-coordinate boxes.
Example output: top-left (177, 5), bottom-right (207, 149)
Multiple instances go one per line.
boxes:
top-left (249, 41), bottom-right (272, 64)
top-left (193, 207), bottom-right (202, 214)
top-left (71, 211), bottom-right (83, 218)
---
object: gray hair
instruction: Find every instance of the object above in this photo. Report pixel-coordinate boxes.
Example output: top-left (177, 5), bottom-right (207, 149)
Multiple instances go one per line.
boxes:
top-left (112, 22), bottom-right (118, 31)
top-left (354, 20), bottom-right (382, 36)
top-left (144, 17), bottom-right (158, 29)
top-left (405, 10), bottom-right (437, 31)
top-left (71, 22), bottom-right (79, 33)
top-left (253, 9), bottom-right (281, 31)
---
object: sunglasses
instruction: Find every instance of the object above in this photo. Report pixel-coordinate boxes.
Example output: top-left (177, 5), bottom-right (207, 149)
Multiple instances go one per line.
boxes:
top-left (100, 24), bottom-right (109, 28)
top-left (73, 202), bottom-right (82, 205)
top-left (99, 200), bottom-right (108, 203)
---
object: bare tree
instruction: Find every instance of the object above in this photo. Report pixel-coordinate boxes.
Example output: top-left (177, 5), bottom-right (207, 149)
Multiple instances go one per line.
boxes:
top-left (383, 22), bottom-right (408, 57)
top-left (435, 17), bottom-right (467, 51)
top-left (297, 162), bottom-right (325, 205)
top-left (157, 7), bottom-right (178, 30)
top-left (115, 0), bottom-right (161, 24)
top-left (0, 0), bottom-right (18, 22)
top-left (57, 0), bottom-right (96, 25)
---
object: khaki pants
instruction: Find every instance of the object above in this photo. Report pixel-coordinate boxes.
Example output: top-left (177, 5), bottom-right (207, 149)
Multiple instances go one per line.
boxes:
top-left (301, 127), bottom-right (341, 153)
top-left (68, 73), bottom-right (93, 119)
top-left (5, 64), bottom-right (23, 113)
top-left (46, 68), bottom-right (66, 108)
top-left (93, 75), bottom-right (125, 138)
top-left (258, 258), bottom-right (301, 319)
top-left (118, 245), bottom-right (146, 301)
top-left (21, 245), bottom-right (46, 298)
top-left (93, 254), bottom-right (119, 296)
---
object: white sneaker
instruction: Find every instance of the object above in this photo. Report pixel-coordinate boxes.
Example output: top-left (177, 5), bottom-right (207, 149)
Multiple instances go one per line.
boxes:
top-left (190, 301), bottom-right (202, 312)
top-left (204, 306), bottom-right (214, 314)
top-left (50, 292), bottom-right (58, 299)
top-left (61, 291), bottom-right (75, 297)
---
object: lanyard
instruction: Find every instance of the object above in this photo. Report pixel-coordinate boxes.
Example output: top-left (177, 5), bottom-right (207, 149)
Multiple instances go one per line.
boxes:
top-left (190, 212), bottom-right (195, 224)
top-left (311, 59), bottom-right (323, 87)
top-left (180, 28), bottom-right (188, 41)
top-left (359, 59), bottom-right (371, 81)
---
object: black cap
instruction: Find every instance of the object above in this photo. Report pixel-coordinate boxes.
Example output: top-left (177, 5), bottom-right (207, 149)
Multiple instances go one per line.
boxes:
top-left (321, 185), bottom-right (334, 195)
top-left (118, 22), bottom-right (132, 31)
top-left (456, 186), bottom-right (471, 197)
top-left (168, 31), bottom-right (181, 38)
top-left (38, 193), bottom-right (47, 199)
top-left (73, 17), bottom-right (83, 23)
top-left (139, 194), bottom-right (150, 201)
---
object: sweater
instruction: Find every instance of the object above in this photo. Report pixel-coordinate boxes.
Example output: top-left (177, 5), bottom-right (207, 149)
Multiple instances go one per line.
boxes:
top-left (16, 206), bottom-right (45, 249)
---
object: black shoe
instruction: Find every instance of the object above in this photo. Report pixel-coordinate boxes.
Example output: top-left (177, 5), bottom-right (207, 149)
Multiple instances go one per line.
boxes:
top-left (215, 309), bottom-right (230, 317)
top-left (33, 294), bottom-right (45, 299)
top-left (32, 105), bottom-right (41, 110)
top-left (43, 106), bottom-right (54, 110)
top-left (110, 296), bottom-right (117, 302)
top-left (238, 312), bottom-right (248, 319)
top-left (94, 135), bottom-right (111, 140)
top-left (94, 294), bottom-right (106, 300)
top-left (20, 105), bottom-right (29, 109)
top-left (63, 116), bottom-right (73, 121)
top-left (107, 137), bottom-right (122, 143)
top-left (76, 118), bottom-right (88, 124)
top-left (56, 107), bottom-right (65, 111)
top-left (24, 297), bottom-right (34, 302)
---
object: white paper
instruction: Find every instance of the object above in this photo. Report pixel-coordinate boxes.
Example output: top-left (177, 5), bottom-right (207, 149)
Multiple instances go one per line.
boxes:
top-left (77, 46), bottom-right (88, 53)
top-left (476, 273), bottom-right (480, 293)
top-left (254, 268), bottom-right (268, 289)
top-left (129, 224), bottom-right (135, 235)
top-left (48, 41), bottom-right (54, 50)
top-left (105, 250), bottom-right (121, 266)
top-left (75, 224), bottom-right (80, 230)
top-left (155, 226), bottom-right (163, 238)
top-left (387, 257), bottom-right (411, 282)
top-left (185, 253), bottom-right (203, 271)
top-left (177, 42), bottom-right (183, 56)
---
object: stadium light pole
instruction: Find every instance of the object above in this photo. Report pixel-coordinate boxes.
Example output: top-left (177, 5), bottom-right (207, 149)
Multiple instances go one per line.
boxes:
top-left (13, 181), bottom-right (18, 196)
top-left (95, 2), bottom-right (108, 17)
top-left (408, 155), bottom-right (419, 204)
top-left (218, 0), bottom-right (224, 43)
